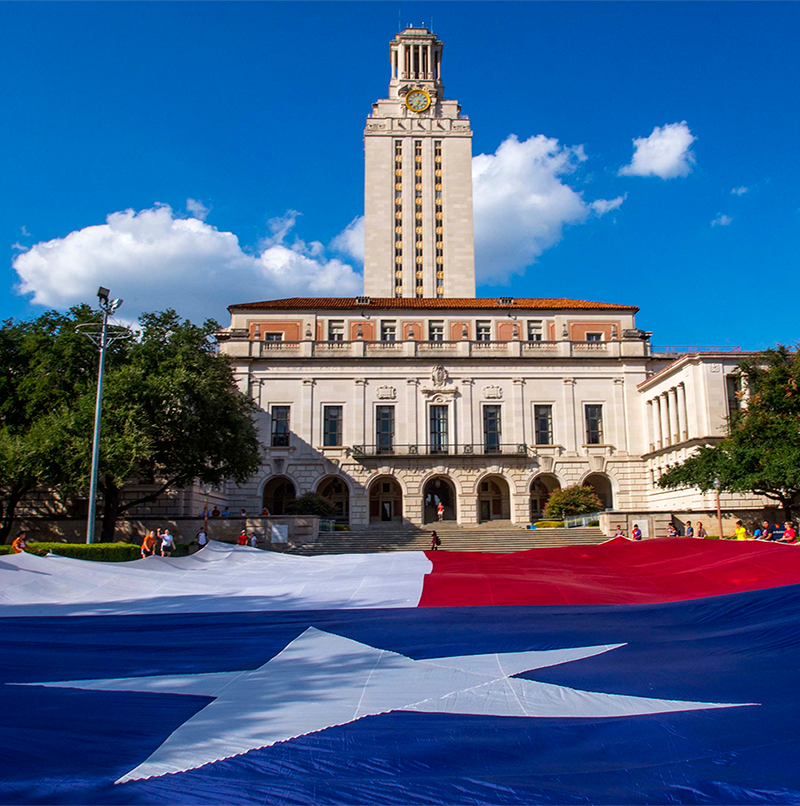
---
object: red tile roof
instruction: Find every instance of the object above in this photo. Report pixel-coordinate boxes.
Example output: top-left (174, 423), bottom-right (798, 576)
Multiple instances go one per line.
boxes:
top-left (228, 297), bottom-right (638, 312)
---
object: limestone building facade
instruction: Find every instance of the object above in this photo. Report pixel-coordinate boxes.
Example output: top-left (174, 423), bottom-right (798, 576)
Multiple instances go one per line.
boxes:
top-left (214, 27), bottom-right (765, 534)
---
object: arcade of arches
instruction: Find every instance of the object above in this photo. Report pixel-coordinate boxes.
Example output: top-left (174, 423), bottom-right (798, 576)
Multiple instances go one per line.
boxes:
top-left (262, 476), bottom-right (296, 515)
top-left (423, 477), bottom-right (457, 523)
top-left (369, 477), bottom-right (403, 522)
top-left (529, 475), bottom-right (561, 521)
top-left (317, 477), bottom-right (350, 523)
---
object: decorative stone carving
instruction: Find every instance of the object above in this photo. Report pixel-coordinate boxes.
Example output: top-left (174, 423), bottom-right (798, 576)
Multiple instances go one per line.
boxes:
top-left (482, 385), bottom-right (503, 400)
top-left (376, 385), bottom-right (397, 400)
top-left (431, 365), bottom-right (448, 387)
top-left (710, 364), bottom-right (722, 374)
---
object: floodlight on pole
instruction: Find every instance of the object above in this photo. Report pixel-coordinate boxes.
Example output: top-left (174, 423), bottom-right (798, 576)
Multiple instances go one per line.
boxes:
top-left (76, 288), bottom-right (132, 544)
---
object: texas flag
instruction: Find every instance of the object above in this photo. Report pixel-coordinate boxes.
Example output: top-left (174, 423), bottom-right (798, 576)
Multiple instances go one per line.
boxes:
top-left (2, 539), bottom-right (800, 804)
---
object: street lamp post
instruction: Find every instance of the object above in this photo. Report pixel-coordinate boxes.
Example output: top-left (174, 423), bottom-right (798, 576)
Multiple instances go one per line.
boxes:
top-left (714, 476), bottom-right (724, 540)
top-left (77, 287), bottom-right (125, 544)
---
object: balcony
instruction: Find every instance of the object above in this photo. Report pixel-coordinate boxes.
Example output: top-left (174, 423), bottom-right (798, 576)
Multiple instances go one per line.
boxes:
top-left (218, 336), bottom-right (647, 360)
top-left (351, 443), bottom-right (529, 459)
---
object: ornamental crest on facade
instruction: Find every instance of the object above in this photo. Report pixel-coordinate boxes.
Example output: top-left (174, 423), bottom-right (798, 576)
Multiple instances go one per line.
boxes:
top-left (482, 385), bottom-right (503, 400)
top-left (376, 385), bottom-right (397, 400)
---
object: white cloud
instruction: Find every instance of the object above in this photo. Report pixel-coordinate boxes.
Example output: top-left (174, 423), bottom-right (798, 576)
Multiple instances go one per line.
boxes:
top-left (590, 194), bottom-right (627, 216)
top-left (618, 121), bottom-right (696, 179)
top-left (711, 213), bottom-right (733, 227)
top-left (329, 216), bottom-right (365, 263)
top-left (731, 186), bottom-right (749, 196)
top-left (186, 198), bottom-right (210, 221)
top-left (12, 204), bottom-right (362, 323)
top-left (472, 134), bottom-right (623, 281)
top-left (20, 225), bottom-right (31, 238)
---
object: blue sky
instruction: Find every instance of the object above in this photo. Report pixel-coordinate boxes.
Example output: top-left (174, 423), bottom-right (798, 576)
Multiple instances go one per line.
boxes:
top-left (1, 2), bottom-right (798, 349)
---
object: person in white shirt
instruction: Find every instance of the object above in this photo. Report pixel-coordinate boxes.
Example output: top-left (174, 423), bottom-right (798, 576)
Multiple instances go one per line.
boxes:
top-left (161, 530), bottom-right (175, 557)
top-left (248, 534), bottom-right (258, 548)
top-left (196, 530), bottom-right (208, 551)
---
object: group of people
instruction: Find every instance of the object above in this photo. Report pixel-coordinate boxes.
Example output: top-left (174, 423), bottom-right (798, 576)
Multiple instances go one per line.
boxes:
top-left (140, 528), bottom-right (176, 558)
top-left (200, 506), bottom-right (274, 518)
top-left (613, 518), bottom-right (798, 542)
top-left (732, 519), bottom-right (797, 543)
top-left (237, 530), bottom-right (258, 547)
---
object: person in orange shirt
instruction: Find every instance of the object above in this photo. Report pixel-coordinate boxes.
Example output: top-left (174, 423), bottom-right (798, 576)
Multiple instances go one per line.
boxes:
top-left (141, 531), bottom-right (157, 558)
top-left (11, 531), bottom-right (29, 554)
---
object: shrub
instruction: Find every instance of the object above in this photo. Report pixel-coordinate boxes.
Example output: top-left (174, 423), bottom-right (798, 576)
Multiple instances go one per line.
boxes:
top-left (533, 520), bottom-right (566, 528)
top-left (285, 493), bottom-right (337, 518)
top-left (588, 519), bottom-right (600, 527)
top-left (0, 542), bottom-right (140, 562)
top-left (544, 486), bottom-right (604, 519)
top-left (334, 524), bottom-right (351, 531)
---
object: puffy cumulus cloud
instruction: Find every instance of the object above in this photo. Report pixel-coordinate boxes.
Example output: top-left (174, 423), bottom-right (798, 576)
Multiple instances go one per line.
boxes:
top-left (731, 186), bottom-right (749, 196)
top-left (711, 213), bottom-right (733, 227)
top-left (12, 204), bottom-right (362, 323)
top-left (186, 198), bottom-right (210, 220)
top-left (472, 134), bottom-right (624, 281)
top-left (618, 121), bottom-right (696, 179)
top-left (329, 215), bottom-right (365, 262)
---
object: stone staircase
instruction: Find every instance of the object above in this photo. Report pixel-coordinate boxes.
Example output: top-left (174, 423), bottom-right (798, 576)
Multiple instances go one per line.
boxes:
top-left (292, 521), bottom-right (607, 555)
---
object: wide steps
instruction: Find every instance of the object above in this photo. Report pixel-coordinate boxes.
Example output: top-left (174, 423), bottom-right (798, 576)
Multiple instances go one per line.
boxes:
top-left (293, 526), bottom-right (606, 555)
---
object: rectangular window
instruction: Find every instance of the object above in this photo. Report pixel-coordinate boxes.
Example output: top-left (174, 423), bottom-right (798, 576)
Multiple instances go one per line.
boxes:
top-left (328, 320), bottom-right (345, 341)
top-left (323, 406), bottom-right (343, 447)
top-left (429, 405), bottom-right (449, 454)
top-left (476, 321), bottom-right (492, 341)
top-left (585, 405), bottom-right (604, 445)
top-left (534, 405), bottom-right (553, 445)
top-left (726, 375), bottom-right (741, 418)
top-left (483, 405), bottom-right (502, 453)
top-left (271, 406), bottom-right (291, 447)
top-left (585, 332), bottom-right (603, 342)
top-left (428, 321), bottom-right (444, 341)
top-left (263, 332), bottom-right (283, 342)
top-left (375, 406), bottom-right (395, 454)
top-left (380, 321), bottom-right (396, 342)
top-left (527, 320), bottom-right (543, 341)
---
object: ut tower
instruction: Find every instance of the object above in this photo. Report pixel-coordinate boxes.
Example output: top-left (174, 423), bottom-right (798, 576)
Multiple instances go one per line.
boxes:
top-left (363, 28), bottom-right (476, 300)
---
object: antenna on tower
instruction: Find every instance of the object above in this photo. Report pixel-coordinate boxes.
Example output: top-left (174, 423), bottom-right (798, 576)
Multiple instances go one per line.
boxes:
top-left (398, 7), bottom-right (401, 31)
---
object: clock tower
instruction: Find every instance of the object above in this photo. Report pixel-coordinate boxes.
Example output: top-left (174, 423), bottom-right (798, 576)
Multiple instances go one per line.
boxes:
top-left (363, 28), bottom-right (476, 299)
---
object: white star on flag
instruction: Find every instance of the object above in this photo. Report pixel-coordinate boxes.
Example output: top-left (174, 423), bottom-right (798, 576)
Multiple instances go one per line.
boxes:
top-left (17, 627), bottom-right (755, 783)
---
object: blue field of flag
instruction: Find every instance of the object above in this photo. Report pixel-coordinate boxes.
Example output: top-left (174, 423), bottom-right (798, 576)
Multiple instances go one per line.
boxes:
top-left (2, 584), bottom-right (800, 804)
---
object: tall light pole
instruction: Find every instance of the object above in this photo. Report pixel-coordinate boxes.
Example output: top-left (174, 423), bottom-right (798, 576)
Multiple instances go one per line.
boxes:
top-left (714, 476), bottom-right (724, 540)
top-left (77, 287), bottom-right (127, 544)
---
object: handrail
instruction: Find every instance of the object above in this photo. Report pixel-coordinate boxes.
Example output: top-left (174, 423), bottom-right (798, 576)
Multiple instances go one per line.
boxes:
top-left (351, 443), bottom-right (529, 457)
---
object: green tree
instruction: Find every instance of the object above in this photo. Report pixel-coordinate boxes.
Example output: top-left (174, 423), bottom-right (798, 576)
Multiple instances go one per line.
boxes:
top-left (0, 308), bottom-right (263, 543)
top-left (544, 485), bottom-right (604, 519)
top-left (59, 310), bottom-right (263, 541)
top-left (0, 307), bottom-right (105, 543)
top-left (658, 346), bottom-right (800, 519)
top-left (285, 493), bottom-right (337, 518)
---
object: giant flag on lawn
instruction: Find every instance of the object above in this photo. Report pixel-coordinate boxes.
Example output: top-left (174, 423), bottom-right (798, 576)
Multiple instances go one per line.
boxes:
top-left (2, 538), bottom-right (800, 804)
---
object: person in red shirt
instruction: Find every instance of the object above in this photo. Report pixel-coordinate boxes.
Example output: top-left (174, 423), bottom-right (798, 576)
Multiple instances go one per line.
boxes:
top-left (237, 531), bottom-right (248, 546)
top-left (778, 522), bottom-right (797, 544)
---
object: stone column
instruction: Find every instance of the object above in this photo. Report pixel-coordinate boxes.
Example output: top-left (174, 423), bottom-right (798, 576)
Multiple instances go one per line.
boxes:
top-left (406, 379), bottom-right (419, 451)
top-left (354, 378), bottom-right (367, 450)
top-left (669, 387), bottom-right (680, 444)
top-left (513, 378), bottom-right (526, 448)
top-left (659, 393), bottom-right (670, 447)
top-left (677, 383), bottom-right (688, 441)
top-left (461, 378), bottom-right (474, 450)
top-left (647, 400), bottom-right (657, 452)
top-left (613, 378), bottom-right (627, 452)
top-left (563, 378), bottom-right (577, 452)
top-left (301, 378), bottom-right (315, 446)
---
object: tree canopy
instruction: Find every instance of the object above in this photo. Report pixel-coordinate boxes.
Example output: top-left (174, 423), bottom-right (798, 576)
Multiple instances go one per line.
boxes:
top-left (658, 346), bottom-right (800, 518)
top-left (544, 485), bottom-right (604, 519)
top-left (0, 308), bottom-right (262, 542)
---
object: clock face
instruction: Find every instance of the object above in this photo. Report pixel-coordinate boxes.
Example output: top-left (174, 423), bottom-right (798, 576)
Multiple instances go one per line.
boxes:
top-left (405, 90), bottom-right (431, 113)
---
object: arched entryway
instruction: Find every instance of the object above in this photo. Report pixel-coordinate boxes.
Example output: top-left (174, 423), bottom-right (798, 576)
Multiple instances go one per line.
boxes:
top-left (262, 476), bottom-right (296, 515)
top-left (583, 473), bottom-right (614, 510)
top-left (369, 476), bottom-right (403, 523)
top-left (423, 477), bottom-right (457, 523)
top-left (477, 475), bottom-right (511, 523)
top-left (316, 476), bottom-right (350, 524)
top-left (530, 474), bottom-right (561, 521)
